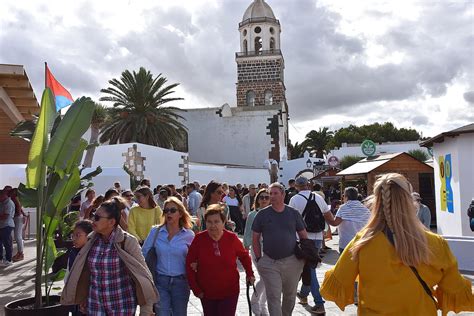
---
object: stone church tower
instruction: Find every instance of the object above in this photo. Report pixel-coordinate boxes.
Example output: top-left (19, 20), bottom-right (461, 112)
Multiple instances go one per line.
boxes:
top-left (179, 0), bottom-right (289, 168)
top-left (236, 0), bottom-right (286, 110)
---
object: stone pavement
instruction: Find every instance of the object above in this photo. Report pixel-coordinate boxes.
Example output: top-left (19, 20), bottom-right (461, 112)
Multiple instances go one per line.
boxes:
top-left (1, 237), bottom-right (473, 315)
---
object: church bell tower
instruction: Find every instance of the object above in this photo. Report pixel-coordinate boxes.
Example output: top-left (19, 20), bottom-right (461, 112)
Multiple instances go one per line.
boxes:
top-left (236, 0), bottom-right (287, 110)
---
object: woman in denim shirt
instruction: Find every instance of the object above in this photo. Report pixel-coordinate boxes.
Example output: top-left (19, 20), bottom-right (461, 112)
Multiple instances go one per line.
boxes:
top-left (142, 197), bottom-right (195, 316)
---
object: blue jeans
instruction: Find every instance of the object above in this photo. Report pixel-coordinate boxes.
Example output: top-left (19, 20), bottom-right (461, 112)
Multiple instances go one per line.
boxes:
top-left (300, 239), bottom-right (325, 306)
top-left (156, 275), bottom-right (190, 316)
top-left (0, 226), bottom-right (13, 262)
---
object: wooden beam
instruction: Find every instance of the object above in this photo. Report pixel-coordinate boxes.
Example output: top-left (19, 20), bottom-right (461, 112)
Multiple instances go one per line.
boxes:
top-left (0, 77), bottom-right (30, 88)
top-left (3, 88), bottom-right (35, 98)
top-left (0, 87), bottom-right (24, 123)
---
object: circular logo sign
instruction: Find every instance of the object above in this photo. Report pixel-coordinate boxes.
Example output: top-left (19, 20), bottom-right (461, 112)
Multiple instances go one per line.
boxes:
top-left (361, 139), bottom-right (377, 157)
top-left (328, 156), bottom-right (339, 167)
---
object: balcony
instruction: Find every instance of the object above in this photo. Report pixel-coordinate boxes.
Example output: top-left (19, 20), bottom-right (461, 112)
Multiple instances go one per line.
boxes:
top-left (235, 49), bottom-right (282, 58)
top-left (239, 17), bottom-right (280, 28)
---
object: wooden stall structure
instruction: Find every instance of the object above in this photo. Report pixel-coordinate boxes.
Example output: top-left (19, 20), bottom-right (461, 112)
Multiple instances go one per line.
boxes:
top-left (0, 64), bottom-right (39, 164)
top-left (337, 152), bottom-right (436, 223)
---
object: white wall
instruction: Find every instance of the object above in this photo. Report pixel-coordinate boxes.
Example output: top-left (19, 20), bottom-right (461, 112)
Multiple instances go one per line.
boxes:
top-left (433, 134), bottom-right (474, 237)
top-left (279, 152), bottom-right (325, 185)
top-left (0, 164), bottom-right (27, 188)
top-left (329, 141), bottom-right (429, 159)
top-left (181, 105), bottom-right (281, 168)
top-left (90, 143), bottom-right (186, 187)
top-left (189, 162), bottom-right (269, 185)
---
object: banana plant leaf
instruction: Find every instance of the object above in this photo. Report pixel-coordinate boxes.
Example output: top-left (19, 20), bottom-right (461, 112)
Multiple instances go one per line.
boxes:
top-left (45, 168), bottom-right (81, 219)
top-left (43, 236), bottom-right (57, 274)
top-left (65, 139), bottom-right (88, 174)
top-left (17, 183), bottom-right (38, 208)
top-left (10, 116), bottom-right (38, 142)
top-left (80, 166), bottom-right (103, 181)
top-left (26, 89), bottom-right (56, 189)
top-left (44, 97), bottom-right (95, 173)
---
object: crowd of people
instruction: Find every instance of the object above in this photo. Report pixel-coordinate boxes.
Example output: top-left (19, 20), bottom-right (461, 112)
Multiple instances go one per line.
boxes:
top-left (1, 174), bottom-right (474, 315)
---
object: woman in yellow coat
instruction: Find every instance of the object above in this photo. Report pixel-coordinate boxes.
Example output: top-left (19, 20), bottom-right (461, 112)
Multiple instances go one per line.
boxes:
top-left (320, 173), bottom-right (473, 316)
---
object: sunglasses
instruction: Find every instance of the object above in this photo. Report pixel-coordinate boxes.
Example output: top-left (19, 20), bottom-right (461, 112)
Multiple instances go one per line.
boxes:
top-left (93, 214), bottom-right (111, 221)
top-left (163, 207), bottom-right (179, 214)
top-left (259, 195), bottom-right (270, 200)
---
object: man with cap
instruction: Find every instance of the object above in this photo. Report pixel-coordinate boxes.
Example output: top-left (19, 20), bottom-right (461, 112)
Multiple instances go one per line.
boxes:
top-left (284, 178), bottom-right (297, 204)
top-left (289, 176), bottom-right (331, 315)
top-left (412, 192), bottom-right (431, 229)
top-left (243, 184), bottom-right (257, 221)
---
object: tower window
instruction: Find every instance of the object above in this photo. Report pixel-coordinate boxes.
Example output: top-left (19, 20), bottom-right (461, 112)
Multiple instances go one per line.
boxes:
top-left (246, 90), bottom-right (256, 107)
top-left (255, 37), bottom-right (263, 54)
top-left (265, 90), bottom-right (273, 106)
top-left (243, 29), bottom-right (247, 36)
top-left (243, 39), bottom-right (248, 53)
top-left (254, 26), bottom-right (261, 34)
top-left (270, 37), bottom-right (275, 50)
top-left (270, 27), bottom-right (275, 34)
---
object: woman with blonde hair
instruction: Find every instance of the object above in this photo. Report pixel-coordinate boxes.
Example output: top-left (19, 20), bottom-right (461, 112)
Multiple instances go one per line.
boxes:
top-left (320, 173), bottom-right (474, 315)
top-left (142, 197), bottom-right (194, 316)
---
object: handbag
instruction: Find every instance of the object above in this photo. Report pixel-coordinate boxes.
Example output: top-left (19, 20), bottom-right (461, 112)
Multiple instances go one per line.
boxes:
top-left (144, 226), bottom-right (160, 283)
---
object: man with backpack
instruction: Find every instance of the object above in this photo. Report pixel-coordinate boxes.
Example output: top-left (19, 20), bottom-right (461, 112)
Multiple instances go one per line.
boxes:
top-left (289, 177), bottom-right (330, 315)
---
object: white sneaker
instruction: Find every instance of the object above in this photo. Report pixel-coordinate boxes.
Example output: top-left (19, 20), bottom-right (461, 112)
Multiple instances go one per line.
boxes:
top-left (3, 260), bottom-right (12, 267)
top-left (0, 259), bottom-right (6, 267)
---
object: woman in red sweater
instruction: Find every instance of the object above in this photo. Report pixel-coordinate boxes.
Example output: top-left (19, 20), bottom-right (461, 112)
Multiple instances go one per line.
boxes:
top-left (186, 204), bottom-right (254, 316)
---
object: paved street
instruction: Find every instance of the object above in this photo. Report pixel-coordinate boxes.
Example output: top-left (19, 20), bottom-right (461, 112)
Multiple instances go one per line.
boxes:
top-left (1, 236), bottom-right (473, 315)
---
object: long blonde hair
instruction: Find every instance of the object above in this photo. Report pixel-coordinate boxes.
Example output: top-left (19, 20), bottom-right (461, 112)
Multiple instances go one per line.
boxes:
top-left (163, 196), bottom-right (193, 229)
top-left (350, 173), bottom-right (430, 267)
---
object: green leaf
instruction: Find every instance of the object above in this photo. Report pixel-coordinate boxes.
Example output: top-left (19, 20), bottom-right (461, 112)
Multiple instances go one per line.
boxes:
top-left (45, 169), bottom-right (81, 219)
top-left (65, 139), bottom-right (88, 174)
top-left (44, 97), bottom-right (95, 172)
top-left (42, 215), bottom-right (59, 239)
top-left (26, 89), bottom-right (56, 188)
top-left (80, 166), bottom-right (102, 181)
top-left (17, 183), bottom-right (38, 208)
top-left (44, 236), bottom-right (57, 273)
top-left (51, 269), bottom-right (66, 282)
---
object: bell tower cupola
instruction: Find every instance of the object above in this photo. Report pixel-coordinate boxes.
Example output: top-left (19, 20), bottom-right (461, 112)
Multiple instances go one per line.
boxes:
top-left (236, 0), bottom-right (286, 109)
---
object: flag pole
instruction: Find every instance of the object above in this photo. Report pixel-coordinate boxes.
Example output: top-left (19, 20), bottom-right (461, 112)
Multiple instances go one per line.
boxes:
top-left (44, 62), bottom-right (47, 89)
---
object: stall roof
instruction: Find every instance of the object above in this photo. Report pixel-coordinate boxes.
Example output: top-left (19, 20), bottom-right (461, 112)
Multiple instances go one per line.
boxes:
top-left (420, 123), bottom-right (474, 147)
top-left (337, 153), bottom-right (401, 176)
top-left (0, 64), bottom-right (39, 123)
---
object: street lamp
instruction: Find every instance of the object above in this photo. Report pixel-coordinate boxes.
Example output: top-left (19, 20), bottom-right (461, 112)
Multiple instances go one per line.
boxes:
top-left (306, 159), bottom-right (312, 169)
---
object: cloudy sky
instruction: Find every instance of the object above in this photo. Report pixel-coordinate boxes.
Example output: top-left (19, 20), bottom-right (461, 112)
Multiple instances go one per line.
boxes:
top-left (1, 0), bottom-right (472, 142)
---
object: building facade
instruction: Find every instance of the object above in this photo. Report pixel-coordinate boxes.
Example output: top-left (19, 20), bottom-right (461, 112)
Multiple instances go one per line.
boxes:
top-left (181, 0), bottom-right (289, 168)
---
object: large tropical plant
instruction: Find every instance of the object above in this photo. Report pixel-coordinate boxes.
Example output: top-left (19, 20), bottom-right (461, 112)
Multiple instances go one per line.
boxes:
top-left (17, 88), bottom-right (99, 308)
top-left (99, 67), bottom-right (187, 149)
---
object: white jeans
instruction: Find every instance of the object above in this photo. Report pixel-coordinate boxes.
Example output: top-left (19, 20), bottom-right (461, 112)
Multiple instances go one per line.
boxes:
top-left (251, 250), bottom-right (268, 315)
top-left (14, 215), bottom-right (24, 253)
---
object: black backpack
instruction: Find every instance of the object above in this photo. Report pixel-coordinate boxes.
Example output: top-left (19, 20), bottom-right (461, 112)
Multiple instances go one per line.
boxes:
top-left (298, 193), bottom-right (325, 233)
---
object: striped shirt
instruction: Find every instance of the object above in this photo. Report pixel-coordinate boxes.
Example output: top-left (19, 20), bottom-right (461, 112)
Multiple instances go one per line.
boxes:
top-left (335, 200), bottom-right (371, 250)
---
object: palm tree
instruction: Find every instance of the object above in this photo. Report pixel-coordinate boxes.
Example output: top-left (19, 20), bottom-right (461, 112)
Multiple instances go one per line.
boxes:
top-left (83, 103), bottom-right (108, 167)
top-left (99, 67), bottom-right (187, 148)
top-left (288, 140), bottom-right (305, 159)
top-left (302, 127), bottom-right (334, 158)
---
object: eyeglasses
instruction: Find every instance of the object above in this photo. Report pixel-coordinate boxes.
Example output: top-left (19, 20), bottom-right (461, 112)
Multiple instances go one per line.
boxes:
top-left (213, 241), bottom-right (221, 257)
top-left (93, 214), bottom-right (111, 221)
top-left (163, 207), bottom-right (178, 214)
top-left (214, 190), bottom-right (224, 195)
top-left (124, 194), bottom-right (133, 198)
top-left (259, 195), bottom-right (270, 200)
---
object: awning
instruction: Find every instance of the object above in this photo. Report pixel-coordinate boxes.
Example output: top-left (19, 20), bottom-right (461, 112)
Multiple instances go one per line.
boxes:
top-left (337, 153), bottom-right (402, 176)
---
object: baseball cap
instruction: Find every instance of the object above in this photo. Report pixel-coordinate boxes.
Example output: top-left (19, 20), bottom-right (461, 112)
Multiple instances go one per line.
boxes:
top-left (295, 176), bottom-right (309, 186)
